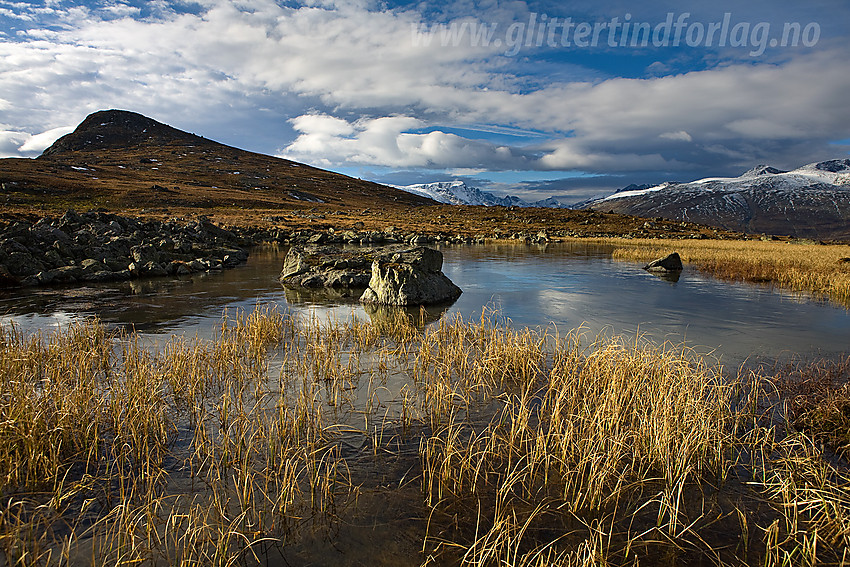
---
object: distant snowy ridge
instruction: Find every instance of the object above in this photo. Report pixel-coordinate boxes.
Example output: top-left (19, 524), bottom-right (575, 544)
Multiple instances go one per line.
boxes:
top-left (395, 181), bottom-right (566, 208)
top-left (582, 159), bottom-right (850, 240)
top-left (595, 159), bottom-right (850, 203)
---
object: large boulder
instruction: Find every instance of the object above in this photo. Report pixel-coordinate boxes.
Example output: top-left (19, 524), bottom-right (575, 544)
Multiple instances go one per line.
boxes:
top-left (643, 252), bottom-right (683, 272)
top-left (359, 247), bottom-right (462, 306)
top-left (280, 244), bottom-right (463, 306)
top-left (279, 245), bottom-right (376, 288)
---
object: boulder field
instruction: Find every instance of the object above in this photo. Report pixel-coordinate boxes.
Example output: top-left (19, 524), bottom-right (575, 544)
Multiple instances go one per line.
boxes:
top-left (0, 210), bottom-right (250, 287)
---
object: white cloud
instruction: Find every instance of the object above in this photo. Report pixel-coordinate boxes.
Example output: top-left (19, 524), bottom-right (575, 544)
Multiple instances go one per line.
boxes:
top-left (284, 113), bottom-right (519, 168)
top-left (17, 125), bottom-right (74, 153)
top-left (99, 3), bottom-right (141, 18)
top-left (0, 129), bottom-right (29, 157)
top-left (660, 131), bottom-right (693, 142)
top-left (0, 7), bottom-right (33, 20)
top-left (282, 113), bottom-right (684, 172)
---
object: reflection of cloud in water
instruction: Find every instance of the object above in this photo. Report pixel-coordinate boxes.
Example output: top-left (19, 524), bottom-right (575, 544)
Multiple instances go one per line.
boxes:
top-left (292, 305), bottom-right (368, 327)
top-left (0, 311), bottom-right (84, 334)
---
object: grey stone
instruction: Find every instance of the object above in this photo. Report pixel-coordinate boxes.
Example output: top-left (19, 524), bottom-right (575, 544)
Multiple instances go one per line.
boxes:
top-left (156, 238), bottom-right (175, 252)
top-left (58, 210), bottom-right (83, 228)
top-left (81, 270), bottom-right (116, 282)
top-left (6, 251), bottom-right (45, 277)
top-left (106, 258), bottom-right (129, 272)
top-left (81, 258), bottom-right (109, 273)
top-left (174, 239), bottom-right (193, 254)
top-left (131, 244), bottom-right (160, 265)
top-left (142, 261), bottom-right (167, 277)
top-left (0, 263), bottom-right (16, 286)
top-left (1, 238), bottom-right (30, 255)
top-left (43, 249), bottom-right (64, 268)
top-left (0, 212), bottom-right (253, 287)
top-left (107, 220), bottom-right (124, 235)
top-left (34, 270), bottom-right (55, 284)
top-left (280, 245), bottom-right (376, 288)
top-left (52, 265), bottom-right (84, 282)
top-left (359, 247), bottom-right (462, 306)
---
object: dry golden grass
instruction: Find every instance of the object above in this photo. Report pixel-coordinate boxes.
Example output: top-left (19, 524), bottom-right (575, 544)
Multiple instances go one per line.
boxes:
top-left (0, 307), bottom-right (847, 565)
top-left (591, 237), bottom-right (850, 305)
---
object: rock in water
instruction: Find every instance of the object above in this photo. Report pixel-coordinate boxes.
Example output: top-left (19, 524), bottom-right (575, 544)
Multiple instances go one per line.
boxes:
top-left (280, 244), bottom-right (462, 305)
top-left (279, 245), bottom-right (376, 288)
top-left (643, 252), bottom-right (683, 272)
top-left (360, 247), bottom-right (462, 306)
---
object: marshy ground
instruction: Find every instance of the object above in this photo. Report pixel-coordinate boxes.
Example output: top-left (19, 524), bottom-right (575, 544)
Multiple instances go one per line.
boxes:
top-left (0, 305), bottom-right (848, 566)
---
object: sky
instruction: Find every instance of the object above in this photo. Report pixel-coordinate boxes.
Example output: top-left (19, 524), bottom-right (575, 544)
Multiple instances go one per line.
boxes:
top-left (1, 0), bottom-right (849, 204)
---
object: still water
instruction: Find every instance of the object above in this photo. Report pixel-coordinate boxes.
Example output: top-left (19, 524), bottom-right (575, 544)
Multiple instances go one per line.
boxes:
top-left (1, 242), bottom-right (848, 365)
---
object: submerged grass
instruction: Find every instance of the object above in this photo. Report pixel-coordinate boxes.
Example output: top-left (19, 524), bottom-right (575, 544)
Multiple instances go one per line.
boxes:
top-left (594, 237), bottom-right (850, 306)
top-left (776, 355), bottom-right (850, 459)
top-left (0, 306), bottom-right (847, 565)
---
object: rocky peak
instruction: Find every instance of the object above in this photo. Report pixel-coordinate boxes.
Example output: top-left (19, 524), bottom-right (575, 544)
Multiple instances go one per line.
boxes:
top-left (742, 164), bottom-right (785, 177)
top-left (813, 159), bottom-right (850, 173)
top-left (40, 109), bottom-right (203, 157)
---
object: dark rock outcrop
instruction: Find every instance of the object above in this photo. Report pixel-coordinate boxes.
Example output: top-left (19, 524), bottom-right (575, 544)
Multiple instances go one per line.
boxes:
top-left (644, 252), bottom-right (684, 272)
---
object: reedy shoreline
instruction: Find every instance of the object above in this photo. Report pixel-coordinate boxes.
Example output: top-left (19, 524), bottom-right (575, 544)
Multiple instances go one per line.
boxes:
top-left (591, 237), bottom-right (850, 306)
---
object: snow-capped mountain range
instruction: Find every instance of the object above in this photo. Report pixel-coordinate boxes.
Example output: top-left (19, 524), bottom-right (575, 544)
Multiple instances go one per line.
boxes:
top-left (395, 181), bottom-right (565, 208)
top-left (582, 159), bottom-right (850, 240)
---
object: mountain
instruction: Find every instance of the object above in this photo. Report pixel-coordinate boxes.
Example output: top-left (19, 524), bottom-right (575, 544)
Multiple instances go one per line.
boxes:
top-left (396, 181), bottom-right (567, 208)
top-left (0, 109), bottom-right (435, 212)
top-left (582, 159), bottom-right (850, 239)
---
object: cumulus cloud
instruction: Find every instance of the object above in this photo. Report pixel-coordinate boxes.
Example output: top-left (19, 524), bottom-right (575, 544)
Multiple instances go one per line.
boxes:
top-left (282, 112), bottom-right (685, 172)
top-left (283, 113), bottom-right (525, 169)
top-left (0, 129), bottom-right (30, 158)
top-left (17, 125), bottom-right (74, 154)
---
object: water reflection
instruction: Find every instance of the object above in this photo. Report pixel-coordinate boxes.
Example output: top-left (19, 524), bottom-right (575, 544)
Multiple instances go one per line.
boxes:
top-left (645, 270), bottom-right (682, 283)
top-left (282, 285), bottom-right (363, 304)
top-left (362, 301), bottom-right (455, 329)
top-left (0, 243), bottom-right (848, 365)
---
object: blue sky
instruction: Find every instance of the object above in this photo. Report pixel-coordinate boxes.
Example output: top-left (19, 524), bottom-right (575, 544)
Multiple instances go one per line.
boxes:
top-left (1, 0), bottom-right (849, 203)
